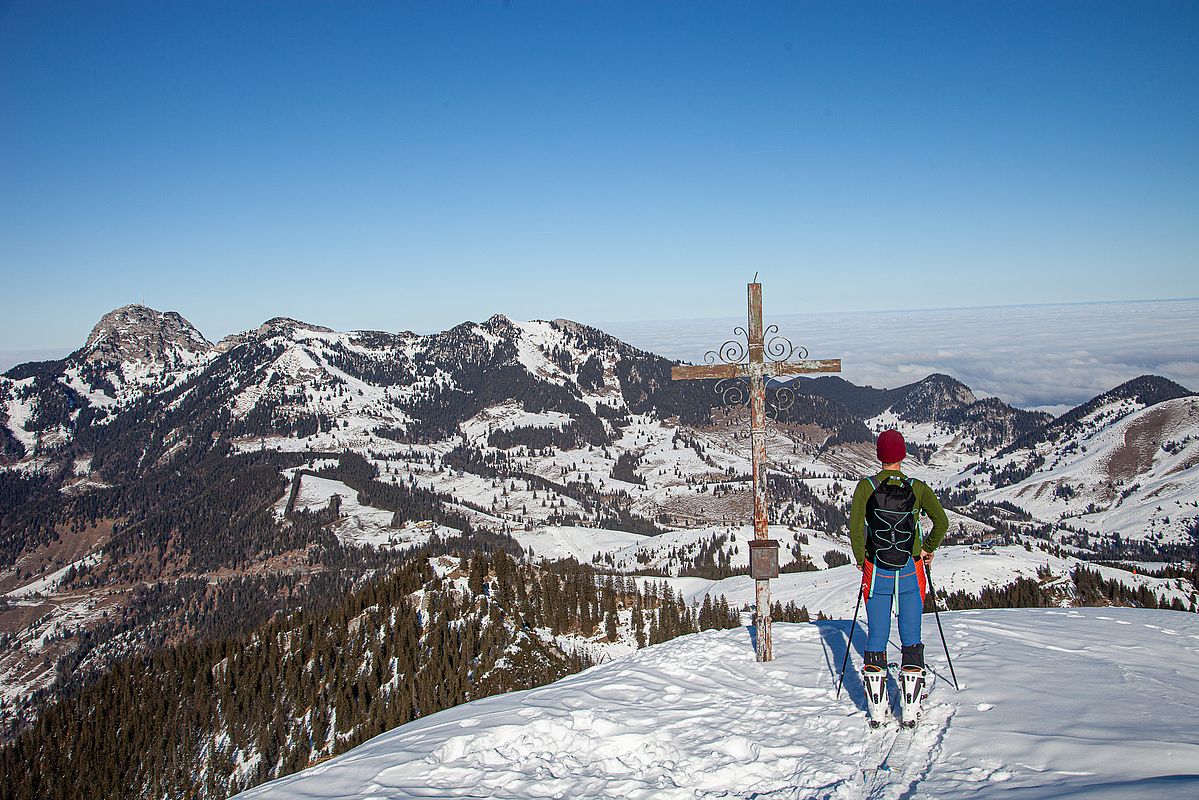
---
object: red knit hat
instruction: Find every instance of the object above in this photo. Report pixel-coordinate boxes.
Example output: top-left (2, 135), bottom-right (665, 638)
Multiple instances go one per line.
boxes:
top-left (877, 429), bottom-right (906, 464)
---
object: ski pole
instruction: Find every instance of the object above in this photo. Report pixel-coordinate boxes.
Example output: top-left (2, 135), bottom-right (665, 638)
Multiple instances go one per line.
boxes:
top-left (835, 579), bottom-right (864, 699)
top-left (924, 562), bottom-right (960, 691)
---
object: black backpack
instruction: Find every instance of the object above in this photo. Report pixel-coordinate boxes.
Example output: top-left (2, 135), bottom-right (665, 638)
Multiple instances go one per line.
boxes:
top-left (864, 474), bottom-right (920, 570)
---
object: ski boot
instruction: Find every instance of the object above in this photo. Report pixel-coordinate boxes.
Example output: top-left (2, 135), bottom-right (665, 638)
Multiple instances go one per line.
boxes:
top-left (862, 650), bottom-right (889, 728)
top-left (899, 644), bottom-right (925, 729)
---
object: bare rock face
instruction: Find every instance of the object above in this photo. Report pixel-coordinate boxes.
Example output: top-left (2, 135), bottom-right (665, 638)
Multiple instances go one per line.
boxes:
top-left (80, 305), bottom-right (213, 366)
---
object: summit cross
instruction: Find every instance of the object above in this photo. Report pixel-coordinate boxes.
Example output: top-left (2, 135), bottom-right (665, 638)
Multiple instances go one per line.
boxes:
top-left (671, 281), bottom-right (841, 661)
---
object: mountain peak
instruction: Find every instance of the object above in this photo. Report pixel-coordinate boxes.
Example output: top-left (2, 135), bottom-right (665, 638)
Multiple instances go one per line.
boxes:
top-left (1097, 374), bottom-right (1194, 406)
top-left (999, 374), bottom-right (1195, 456)
top-left (256, 317), bottom-right (334, 336)
top-left (78, 304), bottom-right (212, 366)
top-left (916, 372), bottom-right (975, 395)
top-left (888, 372), bottom-right (976, 421)
top-left (215, 317), bottom-right (335, 351)
top-left (481, 313), bottom-right (520, 336)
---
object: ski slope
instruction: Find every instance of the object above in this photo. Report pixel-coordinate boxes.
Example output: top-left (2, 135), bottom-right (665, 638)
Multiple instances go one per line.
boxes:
top-left (235, 607), bottom-right (1199, 799)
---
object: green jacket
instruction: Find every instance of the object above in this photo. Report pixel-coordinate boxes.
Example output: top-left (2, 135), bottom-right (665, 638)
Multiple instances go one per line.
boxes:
top-left (849, 469), bottom-right (948, 566)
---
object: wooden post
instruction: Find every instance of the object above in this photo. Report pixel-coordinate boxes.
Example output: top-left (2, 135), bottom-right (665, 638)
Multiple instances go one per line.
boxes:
top-left (671, 281), bottom-right (841, 662)
top-left (746, 283), bottom-right (773, 662)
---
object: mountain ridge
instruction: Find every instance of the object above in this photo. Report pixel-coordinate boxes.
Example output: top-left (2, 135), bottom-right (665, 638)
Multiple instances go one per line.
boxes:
top-left (999, 374), bottom-right (1196, 456)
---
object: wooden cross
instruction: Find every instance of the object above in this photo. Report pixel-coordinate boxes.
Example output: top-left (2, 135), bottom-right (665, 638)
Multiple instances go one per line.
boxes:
top-left (671, 281), bottom-right (841, 661)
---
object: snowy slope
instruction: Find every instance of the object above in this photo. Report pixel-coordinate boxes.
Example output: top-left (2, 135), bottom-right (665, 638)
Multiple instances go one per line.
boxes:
top-left (968, 395), bottom-right (1199, 546)
top-left (235, 608), bottom-right (1199, 800)
top-left (512, 521), bottom-right (1192, 617)
top-left (276, 470), bottom-right (459, 549)
top-left (509, 525), bottom-right (650, 563)
top-left (590, 524), bottom-right (853, 575)
top-left (650, 544), bottom-right (1194, 618)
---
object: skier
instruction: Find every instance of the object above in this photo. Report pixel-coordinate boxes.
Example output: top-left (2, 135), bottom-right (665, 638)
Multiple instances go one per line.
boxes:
top-left (850, 429), bottom-right (948, 727)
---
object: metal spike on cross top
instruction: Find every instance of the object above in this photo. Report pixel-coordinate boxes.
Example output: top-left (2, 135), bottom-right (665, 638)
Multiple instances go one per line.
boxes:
top-left (671, 279), bottom-right (841, 661)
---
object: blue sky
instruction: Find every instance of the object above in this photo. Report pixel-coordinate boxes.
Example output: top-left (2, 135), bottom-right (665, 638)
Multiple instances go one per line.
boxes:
top-left (1, 0), bottom-right (1197, 352)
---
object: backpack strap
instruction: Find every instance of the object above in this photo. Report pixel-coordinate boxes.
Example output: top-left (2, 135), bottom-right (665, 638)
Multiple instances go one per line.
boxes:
top-left (907, 477), bottom-right (923, 515)
top-left (907, 477), bottom-right (926, 541)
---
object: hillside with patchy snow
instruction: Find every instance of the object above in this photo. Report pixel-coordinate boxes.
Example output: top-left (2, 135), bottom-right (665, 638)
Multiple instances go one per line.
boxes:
top-left (4, 304), bottom-right (1196, 559)
top-left (951, 383), bottom-right (1199, 549)
top-left (235, 608), bottom-right (1199, 800)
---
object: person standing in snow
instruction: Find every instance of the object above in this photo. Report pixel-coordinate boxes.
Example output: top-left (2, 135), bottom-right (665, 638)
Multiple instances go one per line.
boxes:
top-left (850, 429), bottom-right (948, 675)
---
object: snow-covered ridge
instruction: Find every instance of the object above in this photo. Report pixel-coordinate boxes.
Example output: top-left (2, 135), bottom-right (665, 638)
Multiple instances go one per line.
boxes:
top-left (236, 608), bottom-right (1199, 799)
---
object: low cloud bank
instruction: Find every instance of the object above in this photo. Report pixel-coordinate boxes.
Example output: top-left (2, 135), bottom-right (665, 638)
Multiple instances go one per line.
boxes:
top-left (605, 299), bottom-right (1199, 410)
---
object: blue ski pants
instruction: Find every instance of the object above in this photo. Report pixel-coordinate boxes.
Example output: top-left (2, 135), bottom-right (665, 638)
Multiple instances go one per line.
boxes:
top-left (864, 557), bottom-right (925, 651)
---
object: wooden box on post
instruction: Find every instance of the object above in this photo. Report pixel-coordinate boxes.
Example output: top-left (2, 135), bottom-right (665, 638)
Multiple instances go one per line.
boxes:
top-left (748, 539), bottom-right (780, 580)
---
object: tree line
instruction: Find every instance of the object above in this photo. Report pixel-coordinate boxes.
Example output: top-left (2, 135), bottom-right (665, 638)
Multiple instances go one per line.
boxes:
top-left (0, 551), bottom-right (731, 800)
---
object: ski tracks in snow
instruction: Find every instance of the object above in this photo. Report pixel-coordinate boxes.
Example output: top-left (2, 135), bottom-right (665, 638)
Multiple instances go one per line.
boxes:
top-left (464, 624), bottom-right (953, 800)
top-left (246, 624), bottom-right (962, 800)
top-left (801, 684), bottom-right (955, 800)
top-left (703, 624), bottom-right (961, 800)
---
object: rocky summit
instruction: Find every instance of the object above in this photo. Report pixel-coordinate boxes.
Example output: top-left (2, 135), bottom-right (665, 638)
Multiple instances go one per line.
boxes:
top-left (79, 304), bottom-right (214, 367)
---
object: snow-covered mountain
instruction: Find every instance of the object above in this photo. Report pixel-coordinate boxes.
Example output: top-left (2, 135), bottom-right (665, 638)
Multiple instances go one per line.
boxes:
top-left (799, 373), bottom-right (1051, 453)
top-left (2, 303), bottom-right (1197, 788)
top-left (950, 376), bottom-right (1199, 549)
top-left (235, 607), bottom-right (1199, 800)
top-left (2, 305), bottom-right (1195, 650)
top-left (0, 304), bottom-right (218, 456)
top-left (80, 304), bottom-right (214, 367)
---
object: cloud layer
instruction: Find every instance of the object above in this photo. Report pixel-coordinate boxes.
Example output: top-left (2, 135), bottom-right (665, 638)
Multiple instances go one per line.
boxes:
top-left (604, 299), bottom-right (1199, 411)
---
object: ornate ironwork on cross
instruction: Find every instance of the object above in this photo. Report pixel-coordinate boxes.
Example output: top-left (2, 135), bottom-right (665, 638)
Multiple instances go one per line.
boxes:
top-left (671, 281), bottom-right (841, 661)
